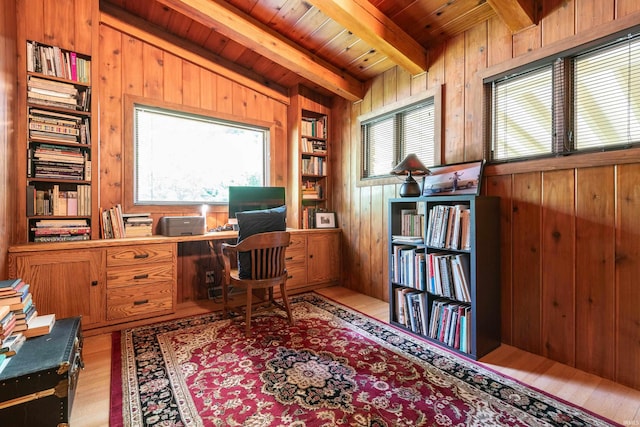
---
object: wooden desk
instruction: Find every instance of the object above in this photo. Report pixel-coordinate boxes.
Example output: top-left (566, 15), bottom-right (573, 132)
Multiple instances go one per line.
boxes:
top-left (7, 228), bottom-right (341, 334)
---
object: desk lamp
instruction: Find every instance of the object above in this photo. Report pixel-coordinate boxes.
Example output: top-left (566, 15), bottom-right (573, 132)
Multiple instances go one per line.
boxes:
top-left (390, 153), bottom-right (430, 197)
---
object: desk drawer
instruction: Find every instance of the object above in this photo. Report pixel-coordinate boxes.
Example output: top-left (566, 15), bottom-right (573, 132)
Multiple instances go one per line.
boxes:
top-left (286, 235), bottom-right (306, 263)
top-left (107, 243), bottom-right (174, 267)
top-left (107, 263), bottom-right (174, 288)
top-left (107, 282), bottom-right (173, 320)
top-left (285, 264), bottom-right (306, 289)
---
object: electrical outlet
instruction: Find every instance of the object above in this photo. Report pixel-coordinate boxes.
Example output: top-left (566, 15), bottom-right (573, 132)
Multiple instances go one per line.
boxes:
top-left (205, 271), bottom-right (215, 284)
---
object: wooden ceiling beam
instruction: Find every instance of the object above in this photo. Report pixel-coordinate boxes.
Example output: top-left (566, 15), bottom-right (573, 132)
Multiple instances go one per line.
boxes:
top-left (307, 0), bottom-right (428, 75)
top-left (154, 0), bottom-right (365, 101)
top-left (486, 0), bottom-right (536, 33)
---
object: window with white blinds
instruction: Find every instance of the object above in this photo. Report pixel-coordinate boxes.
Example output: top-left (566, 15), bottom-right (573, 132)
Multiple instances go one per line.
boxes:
top-left (361, 99), bottom-right (436, 178)
top-left (487, 30), bottom-right (640, 162)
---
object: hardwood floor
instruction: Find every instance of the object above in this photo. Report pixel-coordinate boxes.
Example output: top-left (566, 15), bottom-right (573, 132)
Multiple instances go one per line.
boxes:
top-left (70, 286), bottom-right (640, 426)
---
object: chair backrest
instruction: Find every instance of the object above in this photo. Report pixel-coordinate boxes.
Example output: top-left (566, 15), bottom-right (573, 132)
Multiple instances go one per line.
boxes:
top-left (236, 231), bottom-right (291, 280)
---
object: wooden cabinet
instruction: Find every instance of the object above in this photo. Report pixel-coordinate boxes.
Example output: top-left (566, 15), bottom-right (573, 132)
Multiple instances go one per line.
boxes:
top-left (285, 229), bottom-right (341, 292)
top-left (8, 249), bottom-right (105, 327)
top-left (23, 41), bottom-right (96, 243)
top-left (106, 243), bottom-right (176, 321)
top-left (307, 231), bottom-right (341, 285)
top-left (388, 195), bottom-right (500, 360)
top-left (288, 85), bottom-right (332, 229)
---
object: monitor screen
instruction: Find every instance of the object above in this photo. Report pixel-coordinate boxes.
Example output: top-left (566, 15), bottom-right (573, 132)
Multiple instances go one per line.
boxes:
top-left (227, 186), bottom-right (286, 224)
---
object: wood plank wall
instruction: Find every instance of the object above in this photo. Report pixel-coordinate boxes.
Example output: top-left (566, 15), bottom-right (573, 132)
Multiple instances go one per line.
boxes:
top-left (0, 0), bottom-right (18, 280)
top-left (334, 1), bottom-right (640, 390)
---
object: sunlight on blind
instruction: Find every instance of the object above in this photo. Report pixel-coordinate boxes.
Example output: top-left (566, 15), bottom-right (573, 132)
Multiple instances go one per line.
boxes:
top-left (492, 67), bottom-right (553, 161)
top-left (575, 37), bottom-right (640, 150)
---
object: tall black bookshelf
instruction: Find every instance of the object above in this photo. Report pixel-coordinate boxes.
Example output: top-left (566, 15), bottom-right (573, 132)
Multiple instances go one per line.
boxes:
top-left (388, 195), bottom-right (500, 360)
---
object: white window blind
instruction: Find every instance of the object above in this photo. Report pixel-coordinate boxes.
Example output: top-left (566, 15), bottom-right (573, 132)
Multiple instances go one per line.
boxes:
top-left (574, 36), bottom-right (640, 150)
top-left (362, 100), bottom-right (435, 178)
top-left (491, 66), bottom-right (553, 161)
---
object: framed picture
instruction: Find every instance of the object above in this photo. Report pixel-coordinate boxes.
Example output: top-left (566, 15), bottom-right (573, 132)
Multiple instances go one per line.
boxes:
top-left (315, 212), bottom-right (336, 228)
top-left (422, 160), bottom-right (484, 196)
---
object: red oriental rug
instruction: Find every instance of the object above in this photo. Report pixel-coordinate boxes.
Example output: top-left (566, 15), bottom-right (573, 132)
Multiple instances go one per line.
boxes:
top-left (110, 293), bottom-right (620, 426)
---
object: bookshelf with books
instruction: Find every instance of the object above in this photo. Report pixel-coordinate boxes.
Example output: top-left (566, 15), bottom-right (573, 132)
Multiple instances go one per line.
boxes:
top-left (24, 41), bottom-right (94, 243)
top-left (388, 195), bottom-right (500, 360)
top-left (288, 85), bottom-right (331, 229)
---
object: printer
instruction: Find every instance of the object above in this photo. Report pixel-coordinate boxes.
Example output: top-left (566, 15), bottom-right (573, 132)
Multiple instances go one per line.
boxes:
top-left (159, 216), bottom-right (205, 236)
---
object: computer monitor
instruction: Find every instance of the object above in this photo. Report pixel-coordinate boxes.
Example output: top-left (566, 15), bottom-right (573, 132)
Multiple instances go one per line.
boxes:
top-left (227, 186), bottom-right (286, 225)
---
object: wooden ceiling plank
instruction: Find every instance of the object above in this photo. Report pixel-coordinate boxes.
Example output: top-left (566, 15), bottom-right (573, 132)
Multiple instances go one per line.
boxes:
top-left (155, 0), bottom-right (364, 101)
top-left (307, 0), bottom-right (427, 74)
top-left (486, 0), bottom-right (536, 33)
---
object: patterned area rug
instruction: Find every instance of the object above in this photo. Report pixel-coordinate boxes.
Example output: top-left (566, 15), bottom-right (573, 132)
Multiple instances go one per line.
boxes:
top-left (110, 293), bottom-right (620, 426)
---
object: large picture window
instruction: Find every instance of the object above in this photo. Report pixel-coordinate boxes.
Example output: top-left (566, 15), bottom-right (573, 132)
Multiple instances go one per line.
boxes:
top-left (133, 104), bottom-right (269, 205)
top-left (487, 30), bottom-right (640, 163)
top-left (359, 89), bottom-right (441, 182)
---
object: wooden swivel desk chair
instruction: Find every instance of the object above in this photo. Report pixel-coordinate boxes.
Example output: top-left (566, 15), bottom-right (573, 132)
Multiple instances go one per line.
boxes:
top-left (221, 231), bottom-right (294, 337)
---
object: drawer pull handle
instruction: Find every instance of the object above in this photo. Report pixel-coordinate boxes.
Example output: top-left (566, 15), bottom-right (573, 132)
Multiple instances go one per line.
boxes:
top-left (134, 253), bottom-right (149, 259)
top-left (287, 275), bottom-right (293, 279)
top-left (134, 274), bottom-right (149, 280)
top-left (91, 281), bottom-right (98, 286)
top-left (285, 256), bottom-right (293, 260)
top-left (134, 299), bottom-right (149, 305)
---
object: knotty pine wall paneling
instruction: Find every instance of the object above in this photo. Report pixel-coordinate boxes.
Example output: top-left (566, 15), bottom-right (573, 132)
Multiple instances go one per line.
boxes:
top-left (334, 0), bottom-right (640, 389)
top-left (0, 0), bottom-right (17, 279)
top-left (98, 20), bottom-right (288, 303)
top-left (616, 163), bottom-right (640, 387)
top-left (575, 166), bottom-right (616, 380)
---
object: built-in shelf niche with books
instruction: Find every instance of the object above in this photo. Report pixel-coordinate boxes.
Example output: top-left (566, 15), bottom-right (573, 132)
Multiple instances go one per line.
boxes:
top-left (288, 85), bottom-right (332, 229)
top-left (388, 195), bottom-right (500, 360)
top-left (25, 40), bottom-right (93, 243)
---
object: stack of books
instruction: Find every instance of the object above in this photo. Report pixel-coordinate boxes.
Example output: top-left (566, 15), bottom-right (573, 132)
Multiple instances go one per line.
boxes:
top-left (301, 181), bottom-right (323, 200)
top-left (27, 75), bottom-right (90, 112)
top-left (0, 278), bottom-right (40, 370)
top-left (28, 143), bottom-right (87, 181)
top-left (122, 213), bottom-right (153, 237)
top-left (31, 218), bottom-right (91, 242)
top-left (28, 108), bottom-right (89, 144)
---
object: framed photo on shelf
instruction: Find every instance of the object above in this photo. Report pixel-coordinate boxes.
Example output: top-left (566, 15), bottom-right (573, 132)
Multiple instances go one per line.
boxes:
top-left (421, 160), bottom-right (484, 196)
top-left (315, 212), bottom-right (336, 228)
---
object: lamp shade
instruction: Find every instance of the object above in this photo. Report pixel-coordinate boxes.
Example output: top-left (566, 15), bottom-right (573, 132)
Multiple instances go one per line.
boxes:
top-left (390, 154), bottom-right (430, 197)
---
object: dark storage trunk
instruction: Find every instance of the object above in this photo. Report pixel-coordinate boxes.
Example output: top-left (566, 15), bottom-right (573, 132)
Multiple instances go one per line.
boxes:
top-left (0, 317), bottom-right (83, 427)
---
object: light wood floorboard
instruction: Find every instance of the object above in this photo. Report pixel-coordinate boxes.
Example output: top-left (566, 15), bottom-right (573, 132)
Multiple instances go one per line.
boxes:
top-left (70, 286), bottom-right (640, 426)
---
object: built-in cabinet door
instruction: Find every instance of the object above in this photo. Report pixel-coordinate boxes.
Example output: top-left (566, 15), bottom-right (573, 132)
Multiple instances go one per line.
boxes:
top-left (9, 249), bottom-right (105, 327)
top-left (307, 232), bottom-right (340, 285)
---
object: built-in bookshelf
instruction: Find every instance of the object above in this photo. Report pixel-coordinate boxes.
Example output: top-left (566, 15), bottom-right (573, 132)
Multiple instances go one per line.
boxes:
top-left (388, 195), bottom-right (500, 360)
top-left (288, 85), bottom-right (331, 229)
top-left (25, 41), bottom-right (93, 243)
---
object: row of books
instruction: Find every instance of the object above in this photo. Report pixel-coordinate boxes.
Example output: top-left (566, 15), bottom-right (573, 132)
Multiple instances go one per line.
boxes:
top-left (429, 300), bottom-right (471, 353)
top-left (426, 204), bottom-right (471, 250)
top-left (27, 75), bottom-right (91, 112)
top-left (392, 246), bottom-right (471, 302)
top-left (101, 205), bottom-right (153, 239)
top-left (302, 156), bottom-right (325, 176)
top-left (26, 41), bottom-right (91, 83)
top-left (301, 117), bottom-right (326, 139)
top-left (27, 184), bottom-right (91, 217)
top-left (29, 107), bottom-right (91, 145)
top-left (0, 278), bottom-right (57, 374)
top-left (301, 137), bottom-right (327, 153)
top-left (398, 209), bottom-right (424, 240)
top-left (30, 219), bottom-right (91, 242)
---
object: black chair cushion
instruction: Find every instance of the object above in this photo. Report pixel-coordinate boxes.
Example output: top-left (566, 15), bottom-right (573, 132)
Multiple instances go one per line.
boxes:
top-left (236, 205), bottom-right (286, 278)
